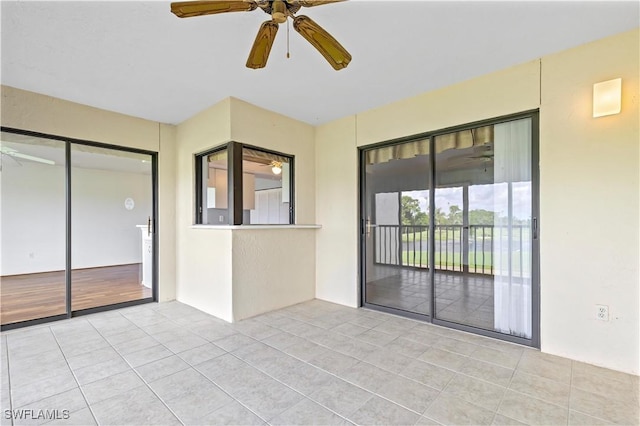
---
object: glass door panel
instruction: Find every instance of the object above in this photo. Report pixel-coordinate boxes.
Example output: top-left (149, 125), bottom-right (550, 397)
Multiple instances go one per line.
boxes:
top-left (71, 145), bottom-right (153, 312)
top-left (1, 132), bottom-right (67, 325)
top-left (433, 118), bottom-right (533, 338)
top-left (363, 139), bottom-right (431, 316)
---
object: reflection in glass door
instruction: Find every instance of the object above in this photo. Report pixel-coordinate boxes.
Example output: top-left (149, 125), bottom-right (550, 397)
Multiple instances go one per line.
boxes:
top-left (361, 114), bottom-right (538, 344)
top-left (362, 138), bottom-right (432, 316)
top-left (433, 118), bottom-right (534, 339)
top-left (1, 132), bottom-right (67, 325)
top-left (71, 144), bottom-right (154, 312)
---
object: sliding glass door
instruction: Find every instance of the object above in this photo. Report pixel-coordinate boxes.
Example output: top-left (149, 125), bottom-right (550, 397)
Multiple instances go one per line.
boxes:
top-left (71, 145), bottom-right (154, 312)
top-left (433, 117), bottom-right (534, 340)
top-left (0, 128), bottom-right (157, 329)
top-left (363, 138), bottom-right (431, 316)
top-left (1, 132), bottom-right (67, 325)
top-left (361, 113), bottom-right (538, 345)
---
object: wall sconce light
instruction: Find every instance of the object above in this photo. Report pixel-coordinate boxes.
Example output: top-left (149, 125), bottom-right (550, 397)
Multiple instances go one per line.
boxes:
top-left (593, 78), bottom-right (622, 118)
top-left (271, 161), bottom-right (282, 175)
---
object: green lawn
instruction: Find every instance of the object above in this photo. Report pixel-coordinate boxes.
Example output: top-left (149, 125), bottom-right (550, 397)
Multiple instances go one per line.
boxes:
top-left (400, 250), bottom-right (530, 275)
top-left (402, 251), bottom-right (493, 270)
top-left (401, 230), bottom-right (429, 243)
top-left (400, 229), bottom-right (497, 243)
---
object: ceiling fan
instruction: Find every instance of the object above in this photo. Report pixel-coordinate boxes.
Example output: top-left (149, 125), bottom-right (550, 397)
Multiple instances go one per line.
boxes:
top-left (170, 0), bottom-right (351, 70)
top-left (244, 155), bottom-right (285, 175)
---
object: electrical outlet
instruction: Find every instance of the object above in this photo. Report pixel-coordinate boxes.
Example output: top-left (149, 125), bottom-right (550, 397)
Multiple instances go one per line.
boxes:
top-left (596, 304), bottom-right (609, 321)
top-left (219, 215), bottom-right (224, 223)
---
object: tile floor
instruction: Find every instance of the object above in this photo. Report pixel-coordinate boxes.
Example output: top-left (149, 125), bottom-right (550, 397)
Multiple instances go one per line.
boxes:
top-left (1, 300), bottom-right (638, 426)
top-left (366, 267), bottom-right (496, 330)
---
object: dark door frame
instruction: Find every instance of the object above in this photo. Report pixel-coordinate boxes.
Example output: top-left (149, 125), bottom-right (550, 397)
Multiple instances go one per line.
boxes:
top-left (0, 127), bottom-right (159, 331)
top-left (358, 110), bottom-right (540, 348)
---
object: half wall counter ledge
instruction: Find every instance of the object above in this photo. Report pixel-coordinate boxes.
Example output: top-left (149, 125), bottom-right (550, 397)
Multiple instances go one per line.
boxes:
top-left (191, 224), bottom-right (322, 230)
top-left (183, 224), bottom-right (322, 322)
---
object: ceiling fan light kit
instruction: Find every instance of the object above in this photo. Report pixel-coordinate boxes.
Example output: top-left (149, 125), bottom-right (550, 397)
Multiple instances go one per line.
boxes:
top-left (170, 0), bottom-right (351, 70)
top-left (271, 161), bottom-right (283, 175)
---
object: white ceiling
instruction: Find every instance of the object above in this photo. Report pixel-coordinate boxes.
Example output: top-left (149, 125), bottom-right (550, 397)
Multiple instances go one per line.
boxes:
top-left (1, 1), bottom-right (638, 126)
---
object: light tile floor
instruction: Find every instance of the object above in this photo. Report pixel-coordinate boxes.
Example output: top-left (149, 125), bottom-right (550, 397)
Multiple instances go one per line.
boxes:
top-left (366, 267), bottom-right (496, 329)
top-left (1, 300), bottom-right (638, 426)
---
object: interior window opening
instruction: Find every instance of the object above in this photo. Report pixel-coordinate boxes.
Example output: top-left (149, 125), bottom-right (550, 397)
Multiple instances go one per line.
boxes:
top-left (197, 142), bottom-right (293, 225)
top-left (242, 148), bottom-right (291, 225)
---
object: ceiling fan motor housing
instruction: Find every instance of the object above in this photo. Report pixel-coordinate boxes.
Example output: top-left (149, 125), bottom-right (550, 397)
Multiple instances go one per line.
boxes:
top-left (271, 0), bottom-right (287, 23)
top-left (257, 0), bottom-right (302, 17)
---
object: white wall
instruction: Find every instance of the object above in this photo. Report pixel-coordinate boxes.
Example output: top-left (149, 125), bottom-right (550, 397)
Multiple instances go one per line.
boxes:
top-left (250, 189), bottom-right (289, 225)
top-left (1, 162), bottom-right (66, 275)
top-left (0, 151), bottom-right (152, 276)
top-left (71, 167), bottom-right (152, 270)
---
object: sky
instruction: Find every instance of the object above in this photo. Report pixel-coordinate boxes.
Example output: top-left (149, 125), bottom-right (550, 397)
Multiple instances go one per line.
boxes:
top-left (405, 182), bottom-right (532, 221)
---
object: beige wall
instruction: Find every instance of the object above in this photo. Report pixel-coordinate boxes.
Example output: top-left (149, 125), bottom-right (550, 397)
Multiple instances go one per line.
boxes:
top-left (539, 29), bottom-right (639, 374)
top-left (1, 86), bottom-right (159, 151)
top-left (174, 99), bottom-right (232, 319)
top-left (229, 97), bottom-right (316, 224)
top-left (315, 116), bottom-right (359, 306)
top-left (315, 29), bottom-right (639, 374)
top-left (173, 97), bottom-right (317, 319)
top-left (2, 28), bottom-right (638, 374)
top-left (177, 227), bottom-right (234, 322)
top-left (315, 60), bottom-right (541, 309)
top-left (1, 85), bottom-right (177, 304)
top-left (355, 61), bottom-right (541, 147)
top-left (232, 229), bottom-right (316, 321)
top-left (158, 123), bottom-right (177, 302)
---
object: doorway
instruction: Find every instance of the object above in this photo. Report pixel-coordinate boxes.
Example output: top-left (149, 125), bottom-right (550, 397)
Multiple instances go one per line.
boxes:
top-left (360, 113), bottom-right (539, 346)
top-left (0, 129), bottom-right (157, 329)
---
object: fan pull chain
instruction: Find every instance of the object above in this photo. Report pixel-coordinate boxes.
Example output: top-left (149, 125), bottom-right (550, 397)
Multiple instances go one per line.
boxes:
top-left (286, 18), bottom-right (290, 59)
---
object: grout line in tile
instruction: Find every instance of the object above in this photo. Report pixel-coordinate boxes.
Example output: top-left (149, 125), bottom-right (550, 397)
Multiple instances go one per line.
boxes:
top-left (3, 330), bottom-right (14, 426)
top-left (49, 322), bottom-right (100, 426)
top-left (261, 309), bottom-right (528, 422)
top-left (198, 352), bottom-right (288, 424)
top-left (85, 313), bottom-right (187, 426)
top-left (251, 326), bottom-right (440, 420)
top-left (491, 339), bottom-right (526, 425)
top-left (567, 408), bottom-right (619, 425)
top-left (225, 350), bottom-right (357, 424)
top-left (566, 359), bottom-right (574, 425)
top-left (116, 308), bottom-right (275, 424)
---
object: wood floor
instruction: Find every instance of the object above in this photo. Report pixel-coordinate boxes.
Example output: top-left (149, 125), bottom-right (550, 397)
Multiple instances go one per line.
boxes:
top-left (1, 264), bottom-right (152, 325)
